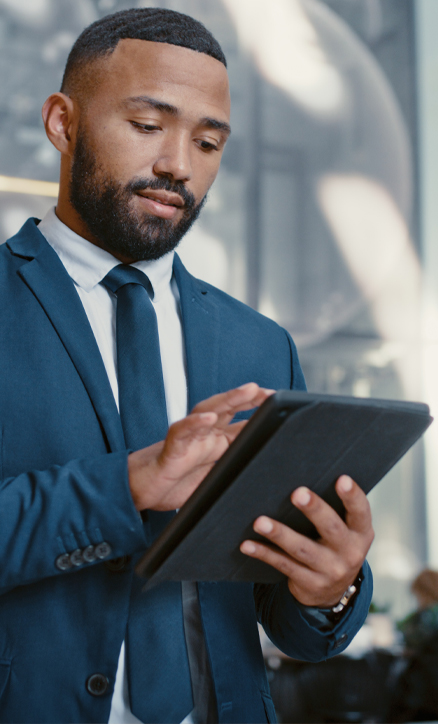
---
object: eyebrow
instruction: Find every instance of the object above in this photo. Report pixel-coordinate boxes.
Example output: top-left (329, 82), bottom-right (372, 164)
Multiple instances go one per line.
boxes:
top-left (200, 117), bottom-right (231, 136)
top-left (122, 95), bottom-right (231, 136)
top-left (123, 95), bottom-right (178, 115)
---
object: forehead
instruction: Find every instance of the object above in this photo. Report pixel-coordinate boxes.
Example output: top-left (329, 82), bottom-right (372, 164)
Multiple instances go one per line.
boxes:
top-left (89, 39), bottom-right (230, 120)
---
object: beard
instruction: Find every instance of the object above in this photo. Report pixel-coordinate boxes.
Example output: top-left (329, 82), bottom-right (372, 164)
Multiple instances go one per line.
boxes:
top-left (69, 128), bottom-right (206, 262)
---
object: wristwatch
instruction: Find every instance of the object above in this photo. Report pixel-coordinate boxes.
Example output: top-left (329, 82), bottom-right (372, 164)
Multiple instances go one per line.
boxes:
top-left (324, 568), bottom-right (364, 625)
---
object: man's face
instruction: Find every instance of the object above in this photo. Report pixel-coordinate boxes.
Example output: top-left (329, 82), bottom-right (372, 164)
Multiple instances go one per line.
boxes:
top-left (68, 39), bottom-right (231, 262)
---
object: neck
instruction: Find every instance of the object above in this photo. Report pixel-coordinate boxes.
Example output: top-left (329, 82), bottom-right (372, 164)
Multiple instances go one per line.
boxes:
top-left (55, 193), bottom-right (136, 264)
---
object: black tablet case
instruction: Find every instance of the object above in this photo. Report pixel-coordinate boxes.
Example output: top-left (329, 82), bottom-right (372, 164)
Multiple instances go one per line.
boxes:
top-left (136, 391), bottom-right (432, 587)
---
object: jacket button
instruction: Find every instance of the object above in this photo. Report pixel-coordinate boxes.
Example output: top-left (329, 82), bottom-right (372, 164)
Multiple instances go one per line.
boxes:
top-left (94, 542), bottom-right (112, 560)
top-left (69, 549), bottom-right (84, 567)
top-left (333, 633), bottom-right (349, 649)
top-left (105, 555), bottom-right (131, 573)
top-left (86, 673), bottom-right (109, 697)
top-left (55, 553), bottom-right (72, 571)
top-left (82, 545), bottom-right (96, 563)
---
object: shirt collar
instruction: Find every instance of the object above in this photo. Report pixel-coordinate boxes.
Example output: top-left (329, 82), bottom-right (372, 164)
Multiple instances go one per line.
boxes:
top-left (37, 206), bottom-right (175, 300)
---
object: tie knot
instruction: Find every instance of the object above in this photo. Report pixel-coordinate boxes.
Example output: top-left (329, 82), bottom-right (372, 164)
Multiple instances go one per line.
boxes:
top-left (102, 264), bottom-right (154, 299)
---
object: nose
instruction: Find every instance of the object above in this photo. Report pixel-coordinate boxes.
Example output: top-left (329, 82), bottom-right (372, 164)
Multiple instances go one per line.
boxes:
top-left (153, 131), bottom-right (192, 183)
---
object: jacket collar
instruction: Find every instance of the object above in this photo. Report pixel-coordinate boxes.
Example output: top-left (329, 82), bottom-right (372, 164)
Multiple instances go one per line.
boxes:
top-left (7, 219), bottom-right (126, 452)
top-left (173, 253), bottom-right (220, 411)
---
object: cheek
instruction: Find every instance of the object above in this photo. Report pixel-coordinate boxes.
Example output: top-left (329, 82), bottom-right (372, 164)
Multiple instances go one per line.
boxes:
top-left (93, 125), bottom-right (158, 178)
top-left (191, 159), bottom-right (221, 200)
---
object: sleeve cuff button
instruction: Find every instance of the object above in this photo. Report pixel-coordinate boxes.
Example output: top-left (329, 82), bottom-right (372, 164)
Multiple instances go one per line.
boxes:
top-left (333, 633), bottom-right (349, 649)
top-left (55, 553), bottom-right (72, 571)
top-left (69, 549), bottom-right (84, 567)
top-left (82, 545), bottom-right (96, 563)
top-left (94, 542), bottom-right (112, 560)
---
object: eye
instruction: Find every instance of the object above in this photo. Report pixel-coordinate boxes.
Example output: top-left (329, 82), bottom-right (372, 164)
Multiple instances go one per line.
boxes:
top-left (130, 121), bottom-right (161, 133)
top-left (197, 139), bottom-right (220, 152)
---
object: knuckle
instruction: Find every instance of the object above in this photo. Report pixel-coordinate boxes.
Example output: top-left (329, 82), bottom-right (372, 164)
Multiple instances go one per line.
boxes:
top-left (331, 561), bottom-right (347, 582)
top-left (314, 577), bottom-right (328, 597)
top-left (346, 546), bottom-right (361, 565)
top-left (324, 518), bottom-right (343, 538)
top-left (296, 544), bottom-right (310, 560)
top-left (346, 552), bottom-right (362, 574)
top-left (343, 539), bottom-right (364, 567)
top-left (362, 533), bottom-right (374, 556)
top-left (277, 556), bottom-right (292, 577)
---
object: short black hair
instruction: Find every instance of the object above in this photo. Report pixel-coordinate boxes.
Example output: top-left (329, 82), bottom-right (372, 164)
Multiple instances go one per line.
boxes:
top-left (61, 7), bottom-right (226, 95)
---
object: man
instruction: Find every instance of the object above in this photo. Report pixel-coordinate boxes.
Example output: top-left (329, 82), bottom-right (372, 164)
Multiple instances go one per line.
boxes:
top-left (0, 8), bottom-right (373, 723)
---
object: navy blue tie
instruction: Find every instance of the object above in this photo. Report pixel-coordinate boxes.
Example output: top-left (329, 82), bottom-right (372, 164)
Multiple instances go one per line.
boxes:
top-left (102, 265), bottom-right (192, 723)
top-left (102, 264), bottom-right (168, 449)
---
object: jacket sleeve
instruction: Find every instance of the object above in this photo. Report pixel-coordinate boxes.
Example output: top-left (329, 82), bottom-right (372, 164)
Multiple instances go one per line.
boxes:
top-left (0, 451), bottom-right (148, 595)
top-left (254, 561), bottom-right (372, 661)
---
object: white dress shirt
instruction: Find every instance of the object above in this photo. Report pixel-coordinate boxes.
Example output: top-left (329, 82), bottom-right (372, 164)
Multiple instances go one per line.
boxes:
top-left (38, 207), bottom-right (193, 724)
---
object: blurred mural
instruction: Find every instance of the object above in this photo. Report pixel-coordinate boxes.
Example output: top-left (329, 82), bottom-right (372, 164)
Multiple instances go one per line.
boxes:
top-left (0, 0), bottom-right (429, 618)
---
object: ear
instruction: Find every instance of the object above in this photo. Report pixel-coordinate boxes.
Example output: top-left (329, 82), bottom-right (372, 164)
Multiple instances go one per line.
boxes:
top-left (42, 92), bottom-right (77, 156)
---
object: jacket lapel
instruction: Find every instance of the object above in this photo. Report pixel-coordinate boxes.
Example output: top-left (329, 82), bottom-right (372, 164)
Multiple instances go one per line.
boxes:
top-left (7, 219), bottom-right (125, 453)
top-left (7, 226), bottom-right (221, 451)
top-left (172, 254), bottom-right (220, 410)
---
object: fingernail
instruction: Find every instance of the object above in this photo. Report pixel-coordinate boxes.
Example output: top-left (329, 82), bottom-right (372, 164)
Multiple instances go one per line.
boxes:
top-left (241, 541), bottom-right (257, 555)
top-left (254, 517), bottom-right (273, 534)
top-left (293, 487), bottom-right (311, 506)
top-left (338, 475), bottom-right (353, 492)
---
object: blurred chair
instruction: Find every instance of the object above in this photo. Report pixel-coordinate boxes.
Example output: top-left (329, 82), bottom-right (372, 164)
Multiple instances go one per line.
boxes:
top-left (389, 632), bottom-right (438, 722)
top-left (266, 659), bottom-right (311, 723)
top-left (391, 569), bottom-right (438, 721)
top-left (267, 652), bottom-right (401, 723)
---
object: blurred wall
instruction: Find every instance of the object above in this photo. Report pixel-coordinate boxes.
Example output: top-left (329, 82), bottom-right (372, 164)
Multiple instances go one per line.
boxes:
top-left (0, 0), bottom-right (428, 617)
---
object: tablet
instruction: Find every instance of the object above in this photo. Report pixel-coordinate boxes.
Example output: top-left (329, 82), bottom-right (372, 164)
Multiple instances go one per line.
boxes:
top-left (136, 391), bottom-right (432, 586)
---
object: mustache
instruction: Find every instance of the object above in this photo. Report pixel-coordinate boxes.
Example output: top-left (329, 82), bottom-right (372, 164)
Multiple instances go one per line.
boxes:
top-left (126, 177), bottom-right (197, 211)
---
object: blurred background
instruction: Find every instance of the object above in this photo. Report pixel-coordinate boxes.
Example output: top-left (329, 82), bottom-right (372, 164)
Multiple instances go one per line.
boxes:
top-left (1, 0), bottom-right (438, 719)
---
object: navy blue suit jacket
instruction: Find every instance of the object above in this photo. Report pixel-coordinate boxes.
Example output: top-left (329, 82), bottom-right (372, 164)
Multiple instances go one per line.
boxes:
top-left (0, 220), bottom-right (372, 723)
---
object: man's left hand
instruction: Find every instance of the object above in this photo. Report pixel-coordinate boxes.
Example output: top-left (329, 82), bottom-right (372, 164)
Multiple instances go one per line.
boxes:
top-left (240, 475), bottom-right (374, 608)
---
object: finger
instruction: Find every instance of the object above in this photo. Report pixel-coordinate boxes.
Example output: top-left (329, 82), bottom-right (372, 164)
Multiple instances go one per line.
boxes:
top-left (222, 419), bottom-right (248, 443)
top-left (159, 416), bottom-right (248, 486)
top-left (240, 536), bottom-right (355, 607)
top-left (335, 475), bottom-right (374, 537)
top-left (165, 415), bottom-right (247, 455)
top-left (240, 537), bottom-right (316, 584)
top-left (251, 515), bottom-right (333, 573)
top-left (170, 412), bottom-right (218, 440)
top-left (240, 533), bottom-right (360, 608)
top-left (291, 486), bottom-right (350, 549)
top-left (162, 412), bottom-right (219, 459)
top-left (192, 383), bottom-right (274, 423)
top-left (212, 385), bottom-right (275, 429)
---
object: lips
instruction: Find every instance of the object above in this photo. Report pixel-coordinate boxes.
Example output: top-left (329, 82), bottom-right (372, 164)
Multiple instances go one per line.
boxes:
top-left (135, 189), bottom-right (184, 220)
top-left (137, 189), bottom-right (184, 208)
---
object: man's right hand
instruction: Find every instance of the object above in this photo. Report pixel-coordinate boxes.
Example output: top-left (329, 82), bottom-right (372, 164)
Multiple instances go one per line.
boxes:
top-left (128, 382), bottom-right (273, 511)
